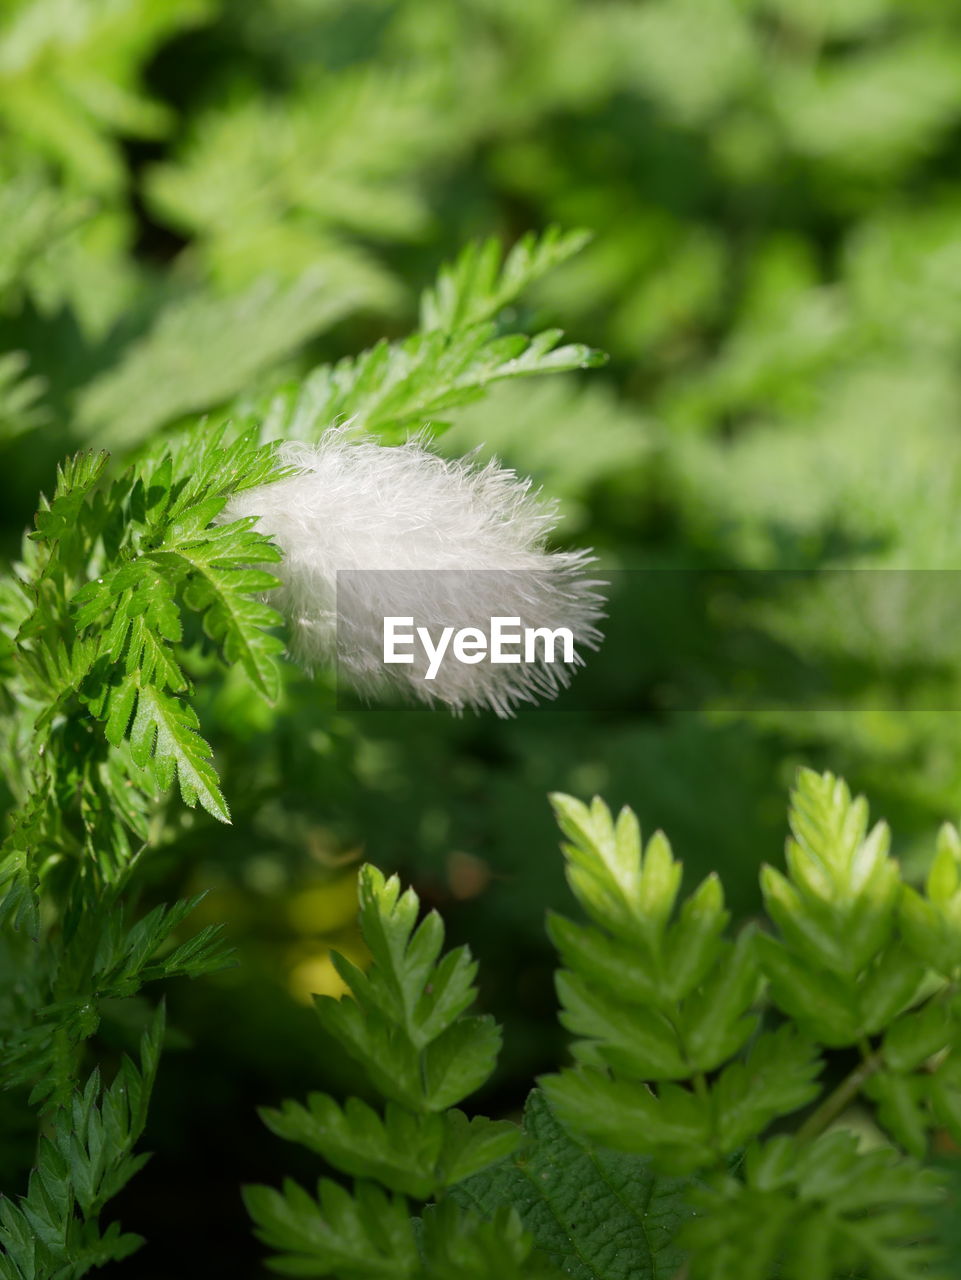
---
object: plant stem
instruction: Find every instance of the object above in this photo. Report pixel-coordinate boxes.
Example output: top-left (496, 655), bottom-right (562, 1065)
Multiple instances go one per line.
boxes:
top-left (796, 1047), bottom-right (882, 1144)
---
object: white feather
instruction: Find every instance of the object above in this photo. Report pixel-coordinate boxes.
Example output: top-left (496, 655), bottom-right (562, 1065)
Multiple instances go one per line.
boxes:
top-left (222, 429), bottom-right (604, 715)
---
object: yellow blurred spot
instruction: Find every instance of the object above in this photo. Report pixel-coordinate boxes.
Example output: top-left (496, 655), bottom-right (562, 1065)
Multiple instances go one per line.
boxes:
top-left (287, 870), bottom-right (360, 935)
top-left (287, 951), bottom-right (350, 1003)
top-left (286, 934), bottom-right (370, 1005)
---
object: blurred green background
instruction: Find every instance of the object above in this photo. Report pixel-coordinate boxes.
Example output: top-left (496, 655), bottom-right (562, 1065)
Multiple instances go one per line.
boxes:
top-left (5, 0), bottom-right (961, 1272)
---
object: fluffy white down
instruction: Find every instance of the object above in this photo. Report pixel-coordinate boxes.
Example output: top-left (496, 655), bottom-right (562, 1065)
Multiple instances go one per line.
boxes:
top-left (222, 430), bottom-right (604, 715)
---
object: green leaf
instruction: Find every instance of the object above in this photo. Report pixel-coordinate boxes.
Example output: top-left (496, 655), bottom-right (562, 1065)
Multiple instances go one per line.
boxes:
top-left (0, 1006), bottom-right (165, 1276)
top-left (0, 0), bottom-right (207, 192)
top-left (679, 928), bottom-right (759, 1073)
top-left (420, 1200), bottom-right (561, 1280)
top-left (762, 769), bottom-right (900, 979)
top-left (546, 911), bottom-right (661, 1009)
top-left (421, 1016), bottom-right (502, 1111)
top-left (883, 1001), bottom-right (954, 1074)
top-left (555, 968), bottom-right (689, 1078)
top-left (540, 1068), bottom-right (712, 1173)
top-left (313, 994), bottom-right (423, 1111)
top-left (143, 65), bottom-right (446, 288)
top-left (662, 872), bottom-right (729, 1002)
top-left (229, 221), bottom-right (601, 449)
top-left (127, 682), bottom-right (229, 822)
top-left (863, 1071), bottom-right (930, 1159)
top-left (29, 448), bottom-right (110, 547)
top-left (437, 1111), bottom-right (521, 1188)
top-left (244, 1177), bottom-right (420, 1279)
top-left (92, 895), bottom-right (234, 993)
top-left (260, 1095), bottom-right (519, 1200)
top-left (419, 227), bottom-right (593, 333)
top-left (856, 944), bottom-right (928, 1035)
top-left (76, 274), bottom-right (374, 446)
top-left (314, 866), bottom-right (501, 1112)
top-left (0, 850), bottom-right (40, 939)
top-left (549, 793), bottom-right (678, 945)
top-left (756, 933), bottom-right (860, 1046)
top-left (453, 1090), bottom-right (692, 1280)
top-left (685, 1131), bottom-right (944, 1280)
top-left (258, 323), bottom-right (606, 446)
top-left (160, 517), bottom-right (284, 701)
top-left (928, 1054), bottom-right (961, 1144)
top-left (712, 1027), bottom-right (822, 1154)
top-left (900, 823), bottom-right (961, 977)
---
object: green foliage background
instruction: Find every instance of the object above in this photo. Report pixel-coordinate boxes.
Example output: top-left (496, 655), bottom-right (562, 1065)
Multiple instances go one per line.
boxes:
top-left (4, 0), bottom-right (961, 1274)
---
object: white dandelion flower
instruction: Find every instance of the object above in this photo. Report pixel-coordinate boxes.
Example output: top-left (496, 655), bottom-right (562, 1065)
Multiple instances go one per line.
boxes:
top-left (222, 429), bottom-right (605, 715)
